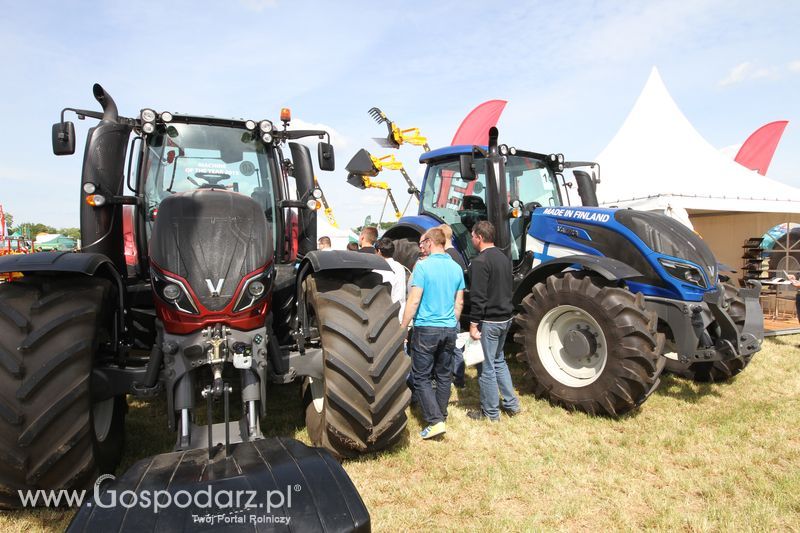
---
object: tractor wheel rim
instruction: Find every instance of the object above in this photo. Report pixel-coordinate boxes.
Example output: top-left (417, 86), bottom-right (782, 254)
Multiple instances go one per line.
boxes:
top-left (308, 376), bottom-right (324, 414)
top-left (92, 398), bottom-right (115, 443)
top-left (537, 305), bottom-right (607, 387)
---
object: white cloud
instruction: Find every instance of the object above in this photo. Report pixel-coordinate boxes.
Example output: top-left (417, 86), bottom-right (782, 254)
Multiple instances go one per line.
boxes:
top-left (289, 118), bottom-right (352, 151)
top-left (789, 60), bottom-right (800, 72)
top-left (719, 61), bottom-right (785, 86)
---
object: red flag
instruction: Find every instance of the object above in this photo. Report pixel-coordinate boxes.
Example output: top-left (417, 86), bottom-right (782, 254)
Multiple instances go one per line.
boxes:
top-left (438, 100), bottom-right (508, 207)
top-left (450, 100), bottom-right (507, 146)
top-left (734, 120), bottom-right (789, 176)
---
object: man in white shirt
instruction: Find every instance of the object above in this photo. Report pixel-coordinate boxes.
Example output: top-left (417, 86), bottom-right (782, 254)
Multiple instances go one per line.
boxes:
top-left (375, 237), bottom-right (407, 319)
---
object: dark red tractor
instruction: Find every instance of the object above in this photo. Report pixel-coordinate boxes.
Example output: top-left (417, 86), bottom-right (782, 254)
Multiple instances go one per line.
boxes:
top-left (0, 84), bottom-right (409, 530)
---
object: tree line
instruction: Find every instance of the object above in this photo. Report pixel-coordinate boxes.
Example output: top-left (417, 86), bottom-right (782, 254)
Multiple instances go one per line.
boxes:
top-left (2, 212), bottom-right (80, 240)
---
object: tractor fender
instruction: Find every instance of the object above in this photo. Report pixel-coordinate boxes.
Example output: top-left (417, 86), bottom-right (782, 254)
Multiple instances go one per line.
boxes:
top-left (0, 250), bottom-right (118, 276)
top-left (382, 215), bottom-right (440, 241)
top-left (512, 254), bottom-right (642, 306)
top-left (300, 249), bottom-right (391, 274)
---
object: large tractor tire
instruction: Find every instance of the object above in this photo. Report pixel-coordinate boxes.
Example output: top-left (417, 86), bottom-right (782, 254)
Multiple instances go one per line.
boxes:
top-left (0, 276), bottom-right (126, 508)
top-left (303, 273), bottom-right (411, 459)
top-left (514, 273), bottom-right (664, 417)
top-left (664, 282), bottom-right (755, 382)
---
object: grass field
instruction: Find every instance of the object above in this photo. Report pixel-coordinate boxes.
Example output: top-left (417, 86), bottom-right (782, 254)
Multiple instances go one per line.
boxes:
top-left (2, 335), bottom-right (799, 532)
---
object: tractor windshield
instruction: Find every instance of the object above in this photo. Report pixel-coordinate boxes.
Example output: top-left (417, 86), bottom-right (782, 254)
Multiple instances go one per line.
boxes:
top-left (140, 122), bottom-right (277, 240)
top-left (421, 155), bottom-right (560, 260)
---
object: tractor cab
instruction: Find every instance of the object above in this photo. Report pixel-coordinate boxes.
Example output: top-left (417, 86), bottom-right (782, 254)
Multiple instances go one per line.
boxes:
top-left (139, 119), bottom-right (279, 238)
top-left (418, 145), bottom-right (564, 262)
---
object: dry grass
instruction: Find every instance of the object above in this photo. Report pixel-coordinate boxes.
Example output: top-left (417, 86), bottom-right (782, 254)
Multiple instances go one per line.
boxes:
top-left (2, 335), bottom-right (799, 532)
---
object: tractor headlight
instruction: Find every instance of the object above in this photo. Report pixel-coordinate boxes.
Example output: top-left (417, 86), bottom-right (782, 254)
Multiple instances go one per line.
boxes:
top-left (83, 182), bottom-right (97, 194)
top-left (658, 258), bottom-right (707, 288)
top-left (248, 281), bottom-right (265, 297)
top-left (163, 283), bottom-right (181, 300)
top-left (140, 109), bottom-right (157, 122)
top-left (151, 269), bottom-right (199, 314)
top-left (233, 270), bottom-right (272, 313)
top-left (142, 122), bottom-right (156, 134)
top-left (160, 112), bottom-right (173, 122)
top-left (311, 188), bottom-right (323, 199)
top-left (509, 146), bottom-right (517, 155)
top-left (245, 120), bottom-right (257, 130)
top-left (261, 132), bottom-right (273, 143)
top-left (499, 144), bottom-right (509, 155)
top-left (259, 120), bottom-right (273, 132)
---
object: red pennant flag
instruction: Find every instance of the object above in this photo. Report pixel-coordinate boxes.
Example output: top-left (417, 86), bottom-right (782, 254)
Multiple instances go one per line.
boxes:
top-left (734, 120), bottom-right (789, 176)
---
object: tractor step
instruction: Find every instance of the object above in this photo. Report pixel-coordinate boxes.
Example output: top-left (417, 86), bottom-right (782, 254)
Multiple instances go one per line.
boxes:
top-left (67, 438), bottom-right (370, 532)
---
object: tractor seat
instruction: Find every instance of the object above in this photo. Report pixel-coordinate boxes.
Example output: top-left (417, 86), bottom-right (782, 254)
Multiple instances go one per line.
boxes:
top-left (461, 195), bottom-right (486, 211)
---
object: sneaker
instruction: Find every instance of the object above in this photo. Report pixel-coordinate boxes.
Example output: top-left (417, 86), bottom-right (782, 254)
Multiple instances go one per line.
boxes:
top-left (420, 421), bottom-right (446, 439)
top-left (467, 410), bottom-right (499, 422)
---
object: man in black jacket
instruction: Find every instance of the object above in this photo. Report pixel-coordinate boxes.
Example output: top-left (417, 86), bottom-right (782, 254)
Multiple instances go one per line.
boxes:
top-left (467, 221), bottom-right (521, 421)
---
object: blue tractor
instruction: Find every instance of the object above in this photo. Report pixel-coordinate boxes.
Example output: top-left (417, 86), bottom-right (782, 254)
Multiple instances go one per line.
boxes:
top-left (348, 127), bottom-right (764, 416)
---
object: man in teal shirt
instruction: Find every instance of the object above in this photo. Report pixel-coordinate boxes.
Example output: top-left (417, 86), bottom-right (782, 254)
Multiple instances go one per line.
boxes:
top-left (401, 227), bottom-right (465, 439)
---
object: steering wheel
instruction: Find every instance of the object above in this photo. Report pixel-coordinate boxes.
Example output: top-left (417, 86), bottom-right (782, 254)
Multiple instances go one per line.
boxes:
top-left (194, 172), bottom-right (231, 187)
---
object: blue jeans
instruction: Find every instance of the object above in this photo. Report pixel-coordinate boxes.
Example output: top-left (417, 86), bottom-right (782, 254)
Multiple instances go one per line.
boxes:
top-left (476, 319), bottom-right (520, 420)
top-left (409, 326), bottom-right (457, 425)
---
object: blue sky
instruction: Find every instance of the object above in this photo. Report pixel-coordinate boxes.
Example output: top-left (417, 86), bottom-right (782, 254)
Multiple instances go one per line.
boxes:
top-left (1, 0), bottom-right (798, 231)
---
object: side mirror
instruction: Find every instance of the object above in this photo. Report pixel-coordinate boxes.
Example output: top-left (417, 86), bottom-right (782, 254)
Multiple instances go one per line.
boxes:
top-left (318, 142), bottom-right (335, 171)
top-left (52, 121), bottom-right (76, 155)
top-left (459, 154), bottom-right (476, 180)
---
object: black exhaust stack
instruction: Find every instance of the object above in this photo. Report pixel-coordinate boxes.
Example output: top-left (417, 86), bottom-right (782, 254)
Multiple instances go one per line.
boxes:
top-left (288, 142), bottom-right (317, 257)
top-left (79, 84), bottom-right (132, 274)
top-left (573, 170), bottom-right (599, 207)
top-left (93, 83), bottom-right (119, 123)
top-left (485, 127), bottom-right (512, 257)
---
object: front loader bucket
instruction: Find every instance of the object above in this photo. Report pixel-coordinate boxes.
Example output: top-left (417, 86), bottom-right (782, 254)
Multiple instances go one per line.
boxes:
top-left (67, 438), bottom-right (370, 532)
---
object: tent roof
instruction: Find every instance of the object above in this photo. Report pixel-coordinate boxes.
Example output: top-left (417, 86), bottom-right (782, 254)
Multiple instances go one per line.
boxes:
top-left (596, 68), bottom-right (800, 214)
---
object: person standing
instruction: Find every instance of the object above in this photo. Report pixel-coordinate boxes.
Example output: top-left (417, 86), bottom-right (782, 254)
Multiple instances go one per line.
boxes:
top-left (375, 237), bottom-right (407, 319)
top-left (438, 224), bottom-right (468, 274)
top-left (439, 224), bottom-right (468, 388)
top-left (467, 221), bottom-right (521, 421)
top-left (401, 228), bottom-right (464, 439)
top-left (358, 226), bottom-right (378, 254)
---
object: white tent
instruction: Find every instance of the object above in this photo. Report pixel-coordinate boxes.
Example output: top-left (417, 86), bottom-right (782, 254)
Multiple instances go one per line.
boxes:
top-left (597, 67), bottom-right (800, 214)
top-left (596, 67), bottom-right (800, 271)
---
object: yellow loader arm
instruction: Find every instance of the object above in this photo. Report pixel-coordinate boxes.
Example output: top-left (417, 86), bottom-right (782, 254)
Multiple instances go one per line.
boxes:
top-left (368, 107), bottom-right (430, 152)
